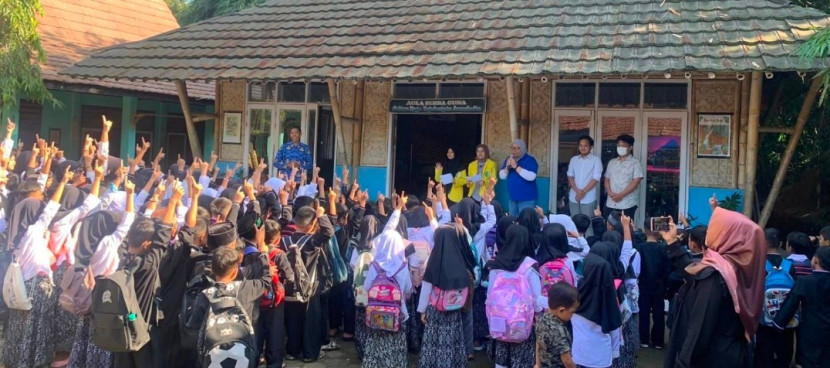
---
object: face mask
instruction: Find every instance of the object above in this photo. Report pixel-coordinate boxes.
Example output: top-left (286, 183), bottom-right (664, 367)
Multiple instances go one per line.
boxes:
top-left (617, 147), bottom-right (628, 157)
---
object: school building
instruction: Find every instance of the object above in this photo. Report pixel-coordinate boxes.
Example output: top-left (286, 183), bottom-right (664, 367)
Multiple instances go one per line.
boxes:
top-left (1, 0), bottom-right (215, 168)
top-left (62, 0), bottom-right (830, 226)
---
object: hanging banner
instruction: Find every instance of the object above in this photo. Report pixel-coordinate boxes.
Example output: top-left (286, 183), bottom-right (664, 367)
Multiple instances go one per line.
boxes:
top-left (389, 98), bottom-right (486, 114)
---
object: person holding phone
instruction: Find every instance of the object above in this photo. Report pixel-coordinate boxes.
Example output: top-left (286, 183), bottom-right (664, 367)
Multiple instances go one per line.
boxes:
top-left (604, 135), bottom-right (643, 218)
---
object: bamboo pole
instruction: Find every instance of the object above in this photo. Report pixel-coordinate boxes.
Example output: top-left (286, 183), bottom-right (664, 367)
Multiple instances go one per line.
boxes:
top-left (738, 75), bottom-right (750, 188)
top-left (758, 77), bottom-right (821, 227)
top-left (744, 72), bottom-right (762, 218)
top-left (352, 81), bottom-right (364, 168)
top-left (506, 76), bottom-right (518, 141)
top-left (327, 79), bottom-right (350, 168)
top-left (174, 80), bottom-right (203, 159)
top-left (520, 79), bottom-right (530, 142)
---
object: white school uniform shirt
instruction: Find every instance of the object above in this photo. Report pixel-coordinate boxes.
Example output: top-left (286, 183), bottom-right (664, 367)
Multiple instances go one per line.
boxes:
top-left (49, 194), bottom-right (102, 267)
top-left (88, 212), bottom-right (135, 277)
top-left (472, 204), bottom-right (497, 264)
top-left (486, 257), bottom-right (546, 312)
top-left (349, 209), bottom-right (402, 268)
top-left (16, 201), bottom-right (60, 281)
top-left (572, 313), bottom-right (616, 368)
top-left (363, 259), bottom-right (413, 322)
top-left (567, 153), bottom-right (603, 204)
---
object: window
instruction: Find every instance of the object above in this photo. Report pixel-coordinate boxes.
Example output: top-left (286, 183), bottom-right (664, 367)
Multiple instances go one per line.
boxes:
top-left (135, 111), bottom-right (155, 152)
top-left (308, 83), bottom-right (331, 103)
top-left (644, 83), bottom-right (688, 109)
top-left (278, 82), bottom-right (306, 103)
top-left (439, 83), bottom-right (485, 98)
top-left (555, 83), bottom-right (596, 107)
top-left (81, 105), bottom-right (122, 156)
top-left (394, 83), bottom-right (437, 99)
top-left (598, 83), bottom-right (640, 108)
top-left (248, 82), bottom-right (275, 102)
top-left (17, 100), bottom-right (42, 146)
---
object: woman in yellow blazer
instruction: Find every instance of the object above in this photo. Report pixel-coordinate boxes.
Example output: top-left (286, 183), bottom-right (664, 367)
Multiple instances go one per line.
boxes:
top-left (434, 147), bottom-right (467, 205)
top-left (466, 144), bottom-right (498, 201)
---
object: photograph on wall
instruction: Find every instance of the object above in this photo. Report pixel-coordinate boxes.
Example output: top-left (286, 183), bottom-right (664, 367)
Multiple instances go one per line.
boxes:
top-left (222, 112), bottom-right (242, 144)
top-left (697, 114), bottom-right (731, 158)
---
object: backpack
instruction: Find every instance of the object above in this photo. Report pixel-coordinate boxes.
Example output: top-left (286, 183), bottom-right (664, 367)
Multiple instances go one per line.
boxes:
top-left (281, 235), bottom-right (315, 303)
top-left (486, 258), bottom-right (537, 343)
top-left (326, 237), bottom-right (348, 286)
top-left (179, 273), bottom-right (215, 349)
top-left (484, 227), bottom-right (497, 261)
top-left (197, 282), bottom-right (257, 368)
top-left (365, 261), bottom-right (407, 332)
top-left (59, 266), bottom-right (95, 316)
top-left (763, 259), bottom-right (799, 328)
top-left (90, 268), bottom-right (151, 352)
top-left (353, 250), bottom-right (374, 307)
top-left (539, 258), bottom-right (575, 296)
top-left (428, 285), bottom-right (469, 312)
top-left (260, 248), bottom-right (286, 308)
top-left (408, 239), bottom-right (430, 288)
top-left (790, 258), bottom-right (813, 279)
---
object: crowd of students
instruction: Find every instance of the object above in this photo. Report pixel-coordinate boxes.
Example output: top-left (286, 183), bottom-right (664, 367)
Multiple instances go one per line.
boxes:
top-left (0, 116), bottom-right (828, 368)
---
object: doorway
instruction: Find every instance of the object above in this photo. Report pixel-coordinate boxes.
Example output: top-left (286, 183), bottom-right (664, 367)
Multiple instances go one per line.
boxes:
top-left (393, 114), bottom-right (482, 199)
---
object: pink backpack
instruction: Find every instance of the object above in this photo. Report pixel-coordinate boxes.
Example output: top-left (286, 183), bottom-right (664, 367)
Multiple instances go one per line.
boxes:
top-left (365, 262), bottom-right (406, 332)
top-left (428, 286), bottom-right (469, 312)
top-left (540, 259), bottom-right (575, 296)
top-left (486, 258), bottom-right (537, 343)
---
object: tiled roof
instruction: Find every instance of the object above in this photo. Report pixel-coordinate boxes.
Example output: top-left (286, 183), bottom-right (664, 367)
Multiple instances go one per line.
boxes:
top-left (62, 0), bottom-right (830, 81)
top-left (40, 0), bottom-right (213, 100)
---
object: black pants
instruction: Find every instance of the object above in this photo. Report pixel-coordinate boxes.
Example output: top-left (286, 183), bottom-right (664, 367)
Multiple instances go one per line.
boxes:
top-left (328, 279), bottom-right (355, 335)
top-left (638, 292), bottom-right (665, 347)
top-left (155, 321), bottom-right (184, 367)
top-left (114, 326), bottom-right (157, 368)
top-left (285, 293), bottom-right (323, 360)
top-left (256, 303), bottom-right (286, 368)
top-left (606, 205), bottom-right (638, 219)
top-left (754, 325), bottom-right (794, 368)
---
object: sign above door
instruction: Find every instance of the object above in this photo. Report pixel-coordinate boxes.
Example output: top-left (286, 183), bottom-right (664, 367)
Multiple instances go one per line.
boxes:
top-left (389, 98), bottom-right (486, 114)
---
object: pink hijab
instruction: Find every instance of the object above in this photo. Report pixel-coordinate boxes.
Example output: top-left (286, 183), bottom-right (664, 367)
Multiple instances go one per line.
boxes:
top-left (691, 207), bottom-right (765, 341)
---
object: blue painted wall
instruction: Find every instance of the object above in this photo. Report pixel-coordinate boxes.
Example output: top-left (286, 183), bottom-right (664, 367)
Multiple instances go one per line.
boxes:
top-left (687, 186), bottom-right (744, 226)
top-left (356, 166), bottom-right (388, 200)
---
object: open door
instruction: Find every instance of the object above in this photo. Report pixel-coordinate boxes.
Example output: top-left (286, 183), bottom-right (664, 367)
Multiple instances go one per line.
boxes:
top-left (314, 106), bottom-right (336, 186)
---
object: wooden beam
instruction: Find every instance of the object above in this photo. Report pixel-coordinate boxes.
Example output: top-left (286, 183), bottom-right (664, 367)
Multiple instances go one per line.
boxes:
top-left (352, 80), bottom-right (364, 168)
top-left (744, 72), bottom-right (762, 218)
top-left (506, 76), bottom-right (518, 141)
top-left (738, 74), bottom-right (750, 188)
top-left (758, 126), bottom-right (794, 134)
top-left (175, 80), bottom-right (203, 158)
top-left (758, 77), bottom-right (822, 227)
top-left (327, 78), bottom-right (350, 167)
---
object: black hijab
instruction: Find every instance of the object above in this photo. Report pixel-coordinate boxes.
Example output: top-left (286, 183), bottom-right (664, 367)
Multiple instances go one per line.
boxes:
top-left (52, 184), bottom-right (87, 225)
top-left (576, 242), bottom-right (623, 333)
top-left (168, 163), bottom-right (188, 181)
top-left (74, 210), bottom-right (124, 267)
top-left (488, 224), bottom-right (533, 272)
top-left (491, 200), bottom-right (506, 220)
top-left (591, 239), bottom-right (625, 280)
top-left (8, 198), bottom-right (45, 247)
top-left (451, 198), bottom-right (482, 236)
top-left (536, 223), bottom-right (569, 265)
top-left (442, 146), bottom-right (464, 176)
top-left (423, 223), bottom-right (476, 290)
top-left (55, 160), bottom-right (81, 184)
top-left (355, 215), bottom-right (380, 251)
top-left (404, 206), bottom-right (430, 228)
top-left (517, 207), bottom-right (542, 250)
top-left (496, 215), bottom-right (516, 248)
top-left (13, 151), bottom-right (33, 175)
top-left (603, 230), bottom-right (623, 248)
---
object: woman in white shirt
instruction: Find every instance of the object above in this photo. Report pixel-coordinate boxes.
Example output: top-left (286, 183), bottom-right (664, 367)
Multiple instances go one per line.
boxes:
top-left (361, 229), bottom-right (413, 368)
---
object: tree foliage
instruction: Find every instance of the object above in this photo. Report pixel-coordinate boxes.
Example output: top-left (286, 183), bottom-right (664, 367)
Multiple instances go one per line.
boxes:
top-left (0, 0), bottom-right (56, 113)
top-left (165, 0), bottom-right (268, 26)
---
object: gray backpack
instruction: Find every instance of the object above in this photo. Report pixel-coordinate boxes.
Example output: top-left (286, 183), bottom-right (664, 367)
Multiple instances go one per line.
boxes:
top-left (90, 268), bottom-right (150, 352)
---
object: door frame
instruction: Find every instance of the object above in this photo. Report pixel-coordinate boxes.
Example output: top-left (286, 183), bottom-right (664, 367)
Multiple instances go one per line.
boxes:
top-left (243, 103), bottom-right (276, 178)
top-left (550, 108), bottom-right (596, 212)
top-left (642, 110), bottom-right (690, 219)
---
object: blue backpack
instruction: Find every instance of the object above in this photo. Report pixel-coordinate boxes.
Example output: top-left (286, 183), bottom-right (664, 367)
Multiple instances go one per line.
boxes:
top-left (326, 237), bottom-right (348, 286)
top-left (762, 259), bottom-right (799, 328)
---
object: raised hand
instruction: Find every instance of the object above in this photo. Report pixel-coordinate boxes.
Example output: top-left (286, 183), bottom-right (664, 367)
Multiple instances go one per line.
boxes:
top-left (423, 202), bottom-right (435, 220)
top-left (660, 216), bottom-right (679, 244)
top-left (621, 213), bottom-right (631, 228)
top-left (377, 192), bottom-right (386, 203)
top-left (61, 165), bottom-right (74, 184)
top-left (124, 178), bottom-right (135, 194)
top-left (101, 115), bottom-right (113, 132)
top-left (594, 205), bottom-right (602, 218)
top-left (398, 191), bottom-right (408, 210)
top-left (709, 194), bottom-right (718, 211)
top-left (94, 159), bottom-right (105, 179)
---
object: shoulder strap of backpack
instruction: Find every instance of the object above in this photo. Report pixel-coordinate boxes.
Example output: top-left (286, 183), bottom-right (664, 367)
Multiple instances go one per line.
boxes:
top-left (516, 257), bottom-right (537, 275)
top-left (765, 259), bottom-right (774, 273)
top-left (391, 261), bottom-right (407, 277)
top-left (780, 259), bottom-right (792, 273)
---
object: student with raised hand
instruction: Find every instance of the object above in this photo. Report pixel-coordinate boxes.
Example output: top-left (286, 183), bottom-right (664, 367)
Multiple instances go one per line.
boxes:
top-left (3, 165), bottom-right (74, 368)
top-left (418, 223), bottom-right (477, 368)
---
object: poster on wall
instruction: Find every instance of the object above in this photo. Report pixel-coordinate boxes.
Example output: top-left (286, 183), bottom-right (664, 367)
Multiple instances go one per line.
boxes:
top-left (697, 114), bottom-right (731, 158)
top-left (222, 112), bottom-right (242, 144)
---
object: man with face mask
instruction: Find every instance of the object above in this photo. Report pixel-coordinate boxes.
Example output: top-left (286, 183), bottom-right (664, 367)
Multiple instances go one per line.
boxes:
top-left (603, 134), bottom-right (643, 218)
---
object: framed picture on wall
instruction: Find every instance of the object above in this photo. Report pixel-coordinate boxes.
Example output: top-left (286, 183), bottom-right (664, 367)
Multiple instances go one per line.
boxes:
top-left (697, 114), bottom-right (732, 158)
top-left (48, 128), bottom-right (61, 145)
top-left (222, 112), bottom-right (242, 144)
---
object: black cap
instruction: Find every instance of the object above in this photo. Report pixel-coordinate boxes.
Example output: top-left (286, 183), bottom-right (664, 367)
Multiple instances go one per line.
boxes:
top-left (207, 221), bottom-right (237, 249)
top-left (237, 211), bottom-right (261, 241)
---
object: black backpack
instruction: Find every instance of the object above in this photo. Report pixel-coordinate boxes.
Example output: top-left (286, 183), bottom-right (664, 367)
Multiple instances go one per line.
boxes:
top-left (280, 235), bottom-right (315, 303)
top-left (197, 282), bottom-right (256, 368)
top-left (90, 268), bottom-right (151, 352)
top-left (179, 273), bottom-right (214, 349)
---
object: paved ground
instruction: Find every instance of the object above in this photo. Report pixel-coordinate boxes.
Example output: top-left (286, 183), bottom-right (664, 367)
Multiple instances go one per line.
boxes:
top-left (281, 335), bottom-right (668, 368)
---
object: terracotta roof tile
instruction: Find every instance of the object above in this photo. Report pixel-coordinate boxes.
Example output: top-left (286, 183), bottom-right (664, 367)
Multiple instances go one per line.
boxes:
top-left (61, 0), bottom-right (830, 82)
top-left (40, 0), bottom-right (213, 100)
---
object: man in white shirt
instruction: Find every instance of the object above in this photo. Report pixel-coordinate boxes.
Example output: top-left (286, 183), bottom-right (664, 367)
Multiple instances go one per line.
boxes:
top-left (604, 134), bottom-right (643, 218)
top-left (567, 135), bottom-right (602, 216)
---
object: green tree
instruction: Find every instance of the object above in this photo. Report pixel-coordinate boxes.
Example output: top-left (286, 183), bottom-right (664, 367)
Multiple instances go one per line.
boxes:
top-left (165, 0), bottom-right (267, 26)
top-left (0, 0), bottom-right (56, 114)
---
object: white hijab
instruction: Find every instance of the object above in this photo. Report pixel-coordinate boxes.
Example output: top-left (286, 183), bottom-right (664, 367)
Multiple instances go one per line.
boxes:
top-left (371, 229), bottom-right (407, 275)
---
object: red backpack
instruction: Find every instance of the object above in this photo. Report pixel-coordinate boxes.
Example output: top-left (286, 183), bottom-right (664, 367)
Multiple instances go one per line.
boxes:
top-left (260, 248), bottom-right (286, 308)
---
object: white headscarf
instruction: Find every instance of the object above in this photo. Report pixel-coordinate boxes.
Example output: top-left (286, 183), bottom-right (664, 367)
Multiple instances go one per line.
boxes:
top-left (371, 229), bottom-right (407, 275)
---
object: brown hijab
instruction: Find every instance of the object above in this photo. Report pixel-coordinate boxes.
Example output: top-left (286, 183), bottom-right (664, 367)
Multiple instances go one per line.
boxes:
top-left (688, 207), bottom-right (765, 341)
